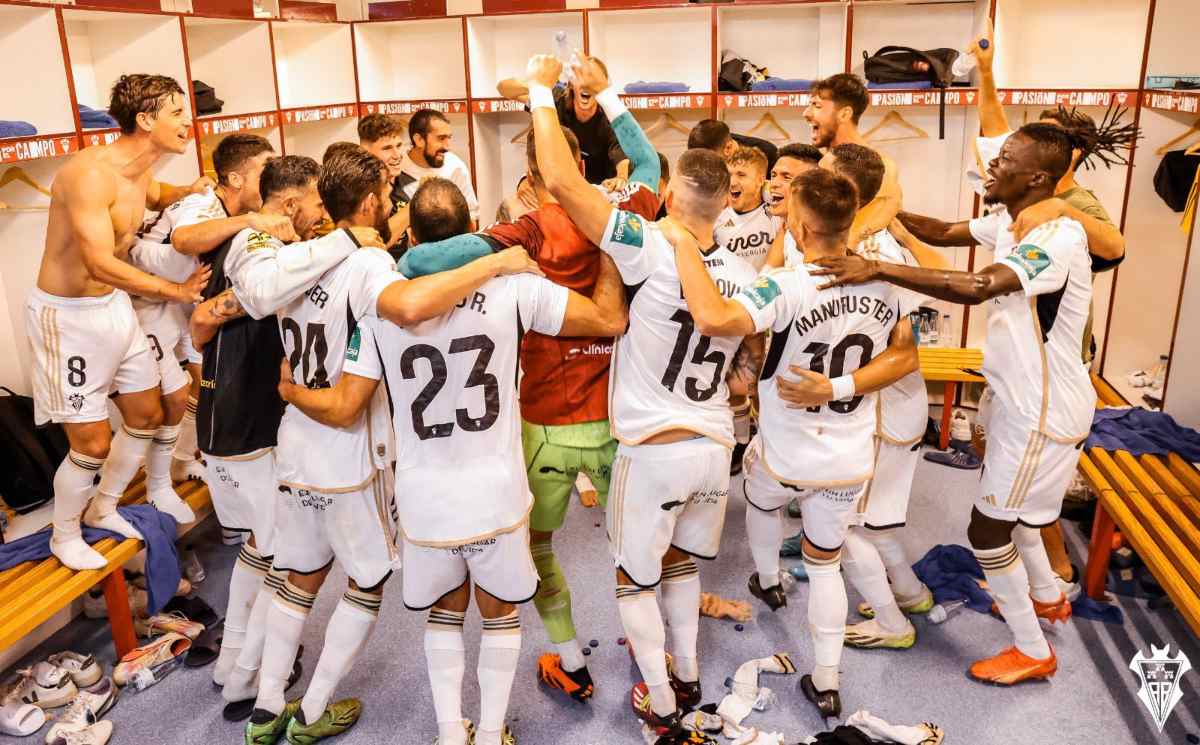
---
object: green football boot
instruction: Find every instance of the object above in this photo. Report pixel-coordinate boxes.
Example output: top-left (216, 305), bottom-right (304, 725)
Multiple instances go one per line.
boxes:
top-left (285, 699), bottom-right (362, 744)
top-left (245, 701), bottom-right (301, 745)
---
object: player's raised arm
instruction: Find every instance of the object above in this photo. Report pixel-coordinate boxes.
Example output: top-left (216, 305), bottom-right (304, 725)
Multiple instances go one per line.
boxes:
top-left (888, 218), bottom-right (952, 270)
top-left (895, 210), bottom-right (975, 247)
top-left (974, 19), bottom-right (1010, 138)
top-left (68, 167), bottom-right (209, 303)
top-left (277, 358), bottom-right (378, 429)
top-left (527, 55), bottom-right (617, 245)
top-left (174, 211), bottom-right (297, 256)
top-left (669, 224), bottom-right (757, 338)
top-left (146, 174), bottom-right (213, 211)
top-left (558, 253), bottom-right (628, 337)
top-left (572, 56), bottom-right (661, 194)
top-left (811, 251), bottom-right (1023, 305)
top-left (849, 155), bottom-right (901, 245)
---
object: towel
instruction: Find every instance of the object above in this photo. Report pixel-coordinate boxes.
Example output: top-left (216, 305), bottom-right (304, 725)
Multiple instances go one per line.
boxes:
top-left (716, 653), bottom-right (795, 734)
top-left (845, 711), bottom-right (944, 745)
top-left (911, 544), bottom-right (993, 613)
top-left (1072, 593), bottom-right (1125, 624)
top-left (0, 121), bottom-right (36, 139)
top-left (866, 80), bottom-right (933, 90)
top-left (0, 505), bottom-right (181, 615)
top-left (623, 81), bottom-right (690, 94)
top-left (751, 78), bottom-right (814, 92)
top-left (78, 105), bottom-right (118, 130)
top-left (1086, 406), bottom-right (1200, 461)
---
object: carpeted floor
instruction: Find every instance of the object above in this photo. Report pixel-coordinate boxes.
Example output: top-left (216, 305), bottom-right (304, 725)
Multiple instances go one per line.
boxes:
top-left (8, 451), bottom-right (1199, 744)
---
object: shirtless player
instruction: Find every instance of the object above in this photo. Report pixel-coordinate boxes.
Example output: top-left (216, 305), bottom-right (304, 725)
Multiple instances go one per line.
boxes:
top-left (27, 74), bottom-right (210, 570)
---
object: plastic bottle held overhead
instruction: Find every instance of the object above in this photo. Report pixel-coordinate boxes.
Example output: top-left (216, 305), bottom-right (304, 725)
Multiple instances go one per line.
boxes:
top-left (554, 31), bottom-right (577, 84)
top-left (928, 599), bottom-right (967, 624)
top-left (951, 38), bottom-right (989, 78)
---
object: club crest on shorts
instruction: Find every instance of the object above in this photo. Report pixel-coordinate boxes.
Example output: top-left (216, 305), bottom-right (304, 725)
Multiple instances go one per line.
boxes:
top-left (1129, 644), bottom-right (1191, 731)
top-left (68, 393), bottom-right (85, 412)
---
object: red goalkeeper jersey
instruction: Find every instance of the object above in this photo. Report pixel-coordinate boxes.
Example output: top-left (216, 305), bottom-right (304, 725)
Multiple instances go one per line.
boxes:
top-left (484, 183), bottom-right (659, 426)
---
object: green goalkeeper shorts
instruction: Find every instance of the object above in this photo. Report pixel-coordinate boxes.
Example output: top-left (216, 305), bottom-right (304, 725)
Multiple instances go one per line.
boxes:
top-left (522, 419), bottom-right (617, 533)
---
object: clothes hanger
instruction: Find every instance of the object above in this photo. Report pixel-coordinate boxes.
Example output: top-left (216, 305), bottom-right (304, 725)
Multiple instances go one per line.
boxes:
top-left (747, 111), bottom-right (791, 141)
top-left (1157, 117), bottom-right (1200, 155)
top-left (863, 110), bottom-right (929, 143)
top-left (510, 123), bottom-right (532, 144)
top-left (0, 167), bottom-right (52, 197)
top-left (644, 112), bottom-right (690, 140)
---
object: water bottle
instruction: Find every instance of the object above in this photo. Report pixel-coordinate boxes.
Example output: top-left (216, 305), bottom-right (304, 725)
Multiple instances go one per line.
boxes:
top-left (554, 31), bottom-right (577, 84)
top-left (129, 655), bottom-right (184, 692)
top-left (923, 314), bottom-right (939, 347)
top-left (951, 38), bottom-right (989, 78)
top-left (939, 313), bottom-right (953, 347)
top-left (927, 599), bottom-right (966, 624)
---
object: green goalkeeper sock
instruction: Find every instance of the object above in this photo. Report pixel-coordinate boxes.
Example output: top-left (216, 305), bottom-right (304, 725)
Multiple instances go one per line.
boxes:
top-left (531, 539), bottom-right (576, 645)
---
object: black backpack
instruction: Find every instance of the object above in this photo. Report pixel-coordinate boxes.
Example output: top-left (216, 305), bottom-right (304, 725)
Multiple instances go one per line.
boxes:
top-left (0, 387), bottom-right (70, 514)
top-left (863, 46), bottom-right (960, 139)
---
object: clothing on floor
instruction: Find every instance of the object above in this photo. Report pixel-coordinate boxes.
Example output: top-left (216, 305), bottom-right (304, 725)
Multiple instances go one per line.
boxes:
top-left (0, 504), bottom-right (180, 613)
top-left (716, 653), bottom-right (795, 734)
top-left (911, 544), bottom-right (993, 613)
top-left (623, 81), bottom-right (690, 94)
top-left (801, 725), bottom-right (877, 745)
top-left (1072, 593), bottom-right (1125, 624)
top-left (845, 710), bottom-right (944, 745)
top-left (1086, 406), bottom-right (1200, 460)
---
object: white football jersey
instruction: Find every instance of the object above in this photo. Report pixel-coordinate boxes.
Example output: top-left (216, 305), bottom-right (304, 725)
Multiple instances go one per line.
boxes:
top-left (969, 211), bottom-right (1094, 441)
top-left (226, 227), bottom-right (399, 490)
top-left (714, 203), bottom-right (784, 270)
top-left (130, 187), bottom-right (227, 287)
top-left (783, 230), bottom-right (804, 268)
top-left (599, 209), bottom-right (759, 447)
top-left (854, 230), bottom-right (928, 444)
top-left (352, 275), bottom-right (569, 546)
top-left (734, 265), bottom-right (905, 486)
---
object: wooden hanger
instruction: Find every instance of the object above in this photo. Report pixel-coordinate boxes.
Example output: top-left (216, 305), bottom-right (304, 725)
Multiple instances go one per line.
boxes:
top-left (747, 111), bottom-right (790, 141)
top-left (863, 110), bottom-right (929, 144)
top-left (510, 123), bottom-right (532, 144)
top-left (1157, 117), bottom-right (1200, 155)
top-left (644, 112), bottom-right (690, 140)
top-left (0, 167), bottom-right (51, 213)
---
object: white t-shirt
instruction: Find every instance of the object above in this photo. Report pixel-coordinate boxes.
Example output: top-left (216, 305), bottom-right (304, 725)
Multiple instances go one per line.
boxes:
top-left (713, 202), bottom-right (784, 270)
top-left (598, 209), bottom-right (759, 448)
top-left (349, 274), bottom-right (569, 546)
top-left (734, 265), bottom-right (905, 486)
top-left (399, 151), bottom-right (479, 222)
top-left (968, 211), bottom-right (1094, 441)
top-left (226, 227), bottom-right (400, 490)
top-left (854, 230), bottom-right (928, 444)
top-left (783, 230), bottom-right (804, 268)
top-left (130, 187), bottom-right (227, 302)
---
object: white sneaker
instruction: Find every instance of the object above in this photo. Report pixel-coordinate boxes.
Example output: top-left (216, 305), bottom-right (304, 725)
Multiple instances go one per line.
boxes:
top-left (45, 720), bottom-right (113, 745)
top-left (11, 662), bottom-right (77, 709)
top-left (44, 678), bottom-right (118, 743)
top-left (45, 652), bottom-right (102, 688)
top-left (950, 409), bottom-right (972, 442)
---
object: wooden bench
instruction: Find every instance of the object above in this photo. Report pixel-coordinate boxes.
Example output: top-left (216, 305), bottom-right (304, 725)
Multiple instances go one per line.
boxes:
top-left (1077, 373), bottom-right (1200, 637)
top-left (918, 347), bottom-right (985, 450)
top-left (0, 479), bottom-right (210, 659)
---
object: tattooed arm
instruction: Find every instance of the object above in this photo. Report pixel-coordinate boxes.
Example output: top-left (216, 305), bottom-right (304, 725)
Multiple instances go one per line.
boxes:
top-left (190, 288), bottom-right (247, 352)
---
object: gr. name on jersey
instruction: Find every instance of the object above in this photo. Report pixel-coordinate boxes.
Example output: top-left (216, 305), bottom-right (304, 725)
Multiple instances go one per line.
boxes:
top-left (357, 273), bottom-right (570, 546)
top-left (599, 209), bottom-right (759, 447)
top-left (714, 203), bottom-right (783, 271)
top-left (735, 265), bottom-right (905, 486)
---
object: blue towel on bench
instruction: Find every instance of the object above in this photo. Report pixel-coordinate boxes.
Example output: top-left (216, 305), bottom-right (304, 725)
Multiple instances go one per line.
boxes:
top-left (0, 505), bottom-right (181, 615)
top-left (1086, 406), bottom-right (1200, 461)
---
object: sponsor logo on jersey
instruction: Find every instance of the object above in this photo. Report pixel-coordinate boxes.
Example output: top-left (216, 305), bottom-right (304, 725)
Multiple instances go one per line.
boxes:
top-left (741, 276), bottom-right (782, 309)
top-left (610, 211), bottom-right (644, 248)
top-left (566, 342), bottom-right (615, 358)
top-left (245, 231), bottom-right (275, 252)
top-left (725, 231), bottom-right (773, 256)
top-left (1130, 644), bottom-right (1191, 731)
top-left (346, 327), bottom-right (362, 362)
top-left (1008, 244), bottom-right (1052, 279)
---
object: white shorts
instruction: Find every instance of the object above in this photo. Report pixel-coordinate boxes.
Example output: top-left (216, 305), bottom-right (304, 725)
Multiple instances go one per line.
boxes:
top-left (857, 438), bottom-right (922, 530)
top-left (205, 449), bottom-right (277, 556)
top-left (977, 415), bottom-right (1083, 527)
top-left (401, 523), bottom-right (539, 610)
top-left (272, 471), bottom-right (400, 588)
top-left (133, 300), bottom-right (190, 395)
top-left (26, 289), bottom-right (159, 425)
top-left (607, 437), bottom-right (731, 588)
top-left (742, 436), bottom-right (862, 553)
top-left (180, 327), bottom-right (201, 367)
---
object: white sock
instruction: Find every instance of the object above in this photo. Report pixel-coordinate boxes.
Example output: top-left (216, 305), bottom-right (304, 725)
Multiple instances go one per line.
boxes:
top-left (225, 569), bottom-right (285, 702)
top-left (974, 543), bottom-right (1051, 660)
top-left (87, 425), bottom-right (157, 541)
top-left (253, 580), bottom-right (314, 715)
top-left (477, 613), bottom-right (521, 745)
top-left (660, 559), bottom-right (701, 683)
top-left (804, 552), bottom-right (847, 691)
top-left (868, 529), bottom-right (926, 603)
top-left (214, 545), bottom-right (270, 686)
top-left (843, 529), bottom-right (908, 634)
top-left (51, 451), bottom-right (108, 570)
top-left (1012, 524), bottom-right (1063, 604)
top-left (173, 397), bottom-right (199, 463)
top-left (618, 585), bottom-right (674, 717)
top-left (426, 609), bottom-right (467, 745)
top-left (300, 589), bottom-right (381, 724)
top-left (745, 504), bottom-right (783, 588)
top-left (555, 641), bottom-right (586, 673)
top-left (146, 424), bottom-right (194, 524)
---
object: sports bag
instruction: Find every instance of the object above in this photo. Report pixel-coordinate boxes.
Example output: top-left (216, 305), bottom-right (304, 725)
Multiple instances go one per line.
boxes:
top-left (0, 386), bottom-right (70, 514)
top-left (862, 46), bottom-right (960, 139)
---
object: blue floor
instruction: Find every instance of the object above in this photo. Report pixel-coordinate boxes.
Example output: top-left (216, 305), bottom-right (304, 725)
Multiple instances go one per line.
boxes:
top-left (6, 452), bottom-right (1199, 744)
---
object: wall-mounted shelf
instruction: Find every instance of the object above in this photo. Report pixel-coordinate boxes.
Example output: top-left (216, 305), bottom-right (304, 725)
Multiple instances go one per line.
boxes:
top-left (621, 94), bottom-right (712, 111)
top-left (995, 89), bottom-right (1140, 108)
top-left (0, 134), bottom-right (80, 165)
top-left (196, 111), bottom-right (281, 137)
top-left (360, 100), bottom-right (469, 117)
top-left (1142, 90), bottom-right (1200, 114)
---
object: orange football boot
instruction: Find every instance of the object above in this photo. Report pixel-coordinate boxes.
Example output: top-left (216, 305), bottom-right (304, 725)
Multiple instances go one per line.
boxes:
top-left (969, 645), bottom-right (1057, 685)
